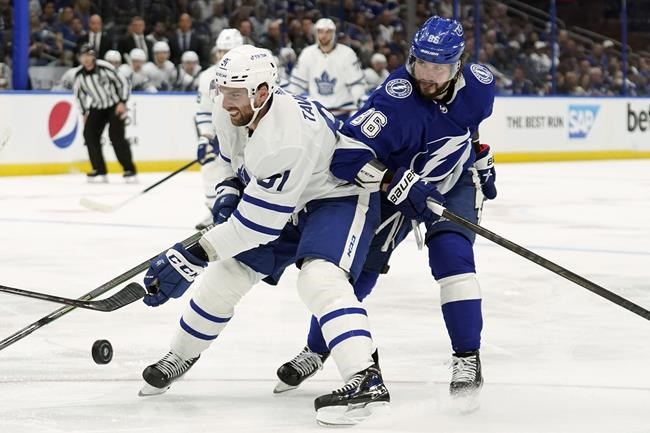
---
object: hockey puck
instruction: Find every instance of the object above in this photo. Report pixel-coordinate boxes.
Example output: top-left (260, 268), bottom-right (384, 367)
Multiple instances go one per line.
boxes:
top-left (91, 339), bottom-right (113, 364)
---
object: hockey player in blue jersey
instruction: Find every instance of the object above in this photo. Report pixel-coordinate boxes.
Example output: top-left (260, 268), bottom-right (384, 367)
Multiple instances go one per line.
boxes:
top-left (274, 16), bottom-right (497, 407)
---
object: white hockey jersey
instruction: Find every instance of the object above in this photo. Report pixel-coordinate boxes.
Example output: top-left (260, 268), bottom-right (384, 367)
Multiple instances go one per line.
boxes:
top-left (194, 64), bottom-right (218, 138)
top-left (118, 64), bottom-right (157, 92)
top-left (141, 60), bottom-right (177, 91)
top-left (199, 88), bottom-right (364, 261)
top-left (287, 44), bottom-right (366, 115)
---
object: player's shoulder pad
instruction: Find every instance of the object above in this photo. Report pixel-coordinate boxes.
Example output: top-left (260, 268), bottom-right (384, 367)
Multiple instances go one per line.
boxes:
top-left (370, 68), bottom-right (414, 112)
top-left (460, 63), bottom-right (496, 103)
top-left (463, 63), bottom-right (495, 87)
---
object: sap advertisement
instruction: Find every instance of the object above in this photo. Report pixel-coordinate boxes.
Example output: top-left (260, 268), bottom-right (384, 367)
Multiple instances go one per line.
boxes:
top-left (0, 92), bottom-right (197, 167)
top-left (481, 97), bottom-right (650, 153)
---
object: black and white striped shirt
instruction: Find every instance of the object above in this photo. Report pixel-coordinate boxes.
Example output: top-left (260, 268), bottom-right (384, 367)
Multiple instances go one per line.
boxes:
top-left (73, 59), bottom-right (130, 114)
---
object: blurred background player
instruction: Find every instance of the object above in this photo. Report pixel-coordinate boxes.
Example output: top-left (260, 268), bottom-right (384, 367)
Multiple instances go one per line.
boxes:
top-left (193, 28), bottom-right (243, 230)
top-left (103, 50), bottom-right (122, 69)
top-left (119, 48), bottom-right (157, 92)
top-left (139, 45), bottom-right (388, 426)
top-left (287, 18), bottom-right (366, 123)
top-left (274, 16), bottom-right (497, 411)
top-left (174, 50), bottom-right (201, 91)
top-left (363, 53), bottom-right (389, 91)
top-left (72, 43), bottom-right (136, 183)
top-left (142, 41), bottom-right (176, 91)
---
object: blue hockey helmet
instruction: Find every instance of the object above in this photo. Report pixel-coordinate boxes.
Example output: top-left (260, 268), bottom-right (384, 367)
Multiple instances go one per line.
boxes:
top-left (410, 16), bottom-right (465, 64)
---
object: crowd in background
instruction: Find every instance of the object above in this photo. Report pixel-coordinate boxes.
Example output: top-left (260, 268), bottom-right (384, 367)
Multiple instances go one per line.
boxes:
top-left (0, 0), bottom-right (649, 95)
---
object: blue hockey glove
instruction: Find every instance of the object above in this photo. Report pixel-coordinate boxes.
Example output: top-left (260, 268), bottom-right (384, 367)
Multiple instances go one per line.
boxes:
top-left (475, 144), bottom-right (497, 200)
top-left (211, 177), bottom-right (245, 225)
top-left (197, 136), bottom-right (217, 165)
top-left (143, 243), bottom-right (207, 307)
top-left (386, 167), bottom-right (445, 222)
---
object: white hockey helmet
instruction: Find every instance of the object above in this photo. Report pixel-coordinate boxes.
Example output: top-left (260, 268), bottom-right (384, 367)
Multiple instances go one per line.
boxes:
top-left (181, 50), bottom-right (199, 63)
top-left (129, 48), bottom-right (147, 62)
top-left (213, 45), bottom-right (278, 126)
top-left (153, 41), bottom-right (170, 53)
top-left (214, 45), bottom-right (277, 97)
top-left (215, 28), bottom-right (244, 51)
top-left (104, 50), bottom-right (121, 65)
top-left (314, 18), bottom-right (336, 32)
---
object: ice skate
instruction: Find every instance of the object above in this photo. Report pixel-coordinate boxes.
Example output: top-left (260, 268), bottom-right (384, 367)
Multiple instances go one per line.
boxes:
top-left (139, 351), bottom-right (199, 396)
top-left (123, 170), bottom-right (138, 184)
top-left (449, 350), bottom-right (483, 413)
top-left (274, 346), bottom-right (329, 393)
top-left (314, 364), bottom-right (390, 426)
top-left (86, 170), bottom-right (108, 183)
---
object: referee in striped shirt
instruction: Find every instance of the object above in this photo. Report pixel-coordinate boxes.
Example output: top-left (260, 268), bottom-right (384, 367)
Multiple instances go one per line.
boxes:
top-left (74, 43), bottom-right (137, 182)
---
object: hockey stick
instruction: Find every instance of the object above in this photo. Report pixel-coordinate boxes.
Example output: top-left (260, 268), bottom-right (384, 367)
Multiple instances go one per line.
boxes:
top-left (427, 200), bottom-right (650, 321)
top-left (0, 225), bottom-right (212, 352)
top-left (0, 282), bottom-right (145, 312)
top-left (80, 159), bottom-right (199, 213)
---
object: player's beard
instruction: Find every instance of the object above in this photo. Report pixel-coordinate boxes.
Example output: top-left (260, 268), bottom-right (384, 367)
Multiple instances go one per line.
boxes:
top-left (416, 80), bottom-right (452, 100)
top-left (228, 106), bottom-right (254, 126)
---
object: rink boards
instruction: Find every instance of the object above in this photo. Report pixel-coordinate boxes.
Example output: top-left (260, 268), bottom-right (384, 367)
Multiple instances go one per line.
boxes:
top-left (1, 92), bottom-right (650, 175)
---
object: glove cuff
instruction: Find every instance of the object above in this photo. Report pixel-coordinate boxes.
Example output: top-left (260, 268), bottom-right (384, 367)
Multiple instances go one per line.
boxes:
top-left (387, 169), bottom-right (421, 205)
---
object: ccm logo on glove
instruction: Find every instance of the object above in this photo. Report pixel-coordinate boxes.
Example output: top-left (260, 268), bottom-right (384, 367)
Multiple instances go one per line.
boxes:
top-left (166, 250), bottom-right (203, 281)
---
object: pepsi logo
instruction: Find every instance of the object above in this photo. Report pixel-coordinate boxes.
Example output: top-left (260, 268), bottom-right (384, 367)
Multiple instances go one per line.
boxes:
top-left (48, 101), bottom-right (78, 148)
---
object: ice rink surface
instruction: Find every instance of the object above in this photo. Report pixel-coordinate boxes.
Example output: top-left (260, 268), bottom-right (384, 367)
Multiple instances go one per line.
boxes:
top-left (1, 160), bottom-right (649, 433)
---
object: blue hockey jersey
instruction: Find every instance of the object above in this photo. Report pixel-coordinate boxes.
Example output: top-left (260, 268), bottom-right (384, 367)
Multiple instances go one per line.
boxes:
top-left (331, 63), bottom-right (496, 194)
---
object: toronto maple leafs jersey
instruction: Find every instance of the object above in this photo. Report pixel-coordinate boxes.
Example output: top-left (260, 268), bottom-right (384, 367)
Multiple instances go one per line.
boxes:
top-left (200, 88), bottom-right (364, 261)
top-left (195, 64), bottom-right (218, 137)
top-left (287, 43), bottom-right (366, 114)
top-left (331, 63), bottom-right (496, 195)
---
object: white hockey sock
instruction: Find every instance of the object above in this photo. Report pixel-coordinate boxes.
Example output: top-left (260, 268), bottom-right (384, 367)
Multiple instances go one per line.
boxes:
top-left (298, 259), bottom-right (374, 380)
top-left (171, 258), bottom-right (262, 359)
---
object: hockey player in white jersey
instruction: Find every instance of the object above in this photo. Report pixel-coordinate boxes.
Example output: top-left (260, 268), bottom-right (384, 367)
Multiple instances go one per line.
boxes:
top-left (142, 41), bottom-right (177, 91)
top-left (194, 28), bottom-right (244, 230)
top-left (118, 48), bottom-right (157, 92)
top-left (287, 18), bottom-right (366, 122)
top-left (139, 45), bottom-right (389, 426)
top-left (173, 50), bottom-right (201, 91)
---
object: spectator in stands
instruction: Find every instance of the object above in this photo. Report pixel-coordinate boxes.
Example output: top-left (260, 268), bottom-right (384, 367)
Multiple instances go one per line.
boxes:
top-left (41, 1), bottom-right (57, 27)
top-left (170, 13), bottom-right (205, 66)
top-left (118, 16), bottom-right (152, 62)
top-left (363, 53), bottom-right (389, 91)
top-left (142, 41), bottom-right (177, 91)
top-left (193, 0), bottom-right (215, 22)
top-left (287, 18), bottom-right (308, 56)
top-left (73, 0), bottom-right (92, 29)
top-left (504, 66), bottom-right (535, 95)
top-left (250, 4), bottom-right (271, 42)
top-left (530, 41), bottom-right (551, 75)
top-left (587, 66), bottom-right (610, 96)
top-left (29, 11), bottom-right (64, 66)
top-left (76, 15), bottom-right (110, 61)
top-left (238, 18), bottom-right (256, 46)
top-left (259, 19), bottom-right (283, 56)
top-left (0, 60), bottom-right (10, 89)
top-left (146, 21), bottom-right (169, 46)
top-left (208, 1), bottom-right (229, 43)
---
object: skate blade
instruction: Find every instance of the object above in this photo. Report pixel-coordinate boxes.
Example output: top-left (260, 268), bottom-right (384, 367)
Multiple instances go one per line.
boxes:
top-left (138, 382), bottom-right (170, 397)
top-left (273, 381), bottom-right (299, 394)
top-left (316, 401), bottom-right (390, 427)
